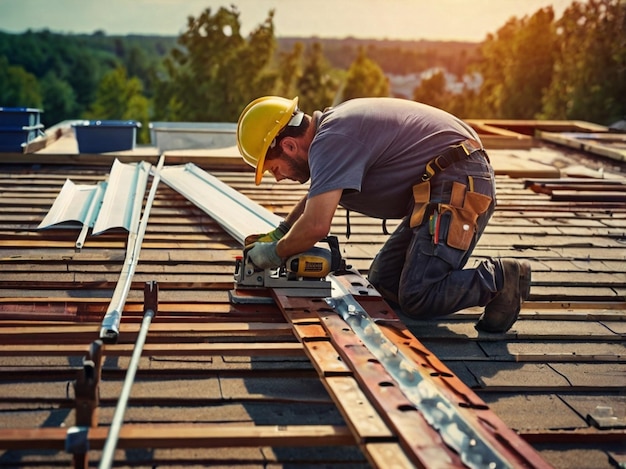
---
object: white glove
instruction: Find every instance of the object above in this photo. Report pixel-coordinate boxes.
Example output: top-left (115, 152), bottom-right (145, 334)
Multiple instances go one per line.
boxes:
top-left (247, 241), bottom-right (282, 269)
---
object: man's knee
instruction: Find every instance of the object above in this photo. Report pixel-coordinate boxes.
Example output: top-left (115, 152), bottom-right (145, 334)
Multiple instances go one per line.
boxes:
top-left (369, 277), bottom-right (400, 308)
top-left (398, 289), bottom-right (431, 318)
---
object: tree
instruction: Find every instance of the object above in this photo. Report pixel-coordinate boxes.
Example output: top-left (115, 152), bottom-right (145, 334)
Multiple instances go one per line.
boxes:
top-left (66, 51), bottom-right (102, 115)
top-left (500, 7), bottom-right (556, 118)
top-left (0, 57), bottom-right (42, 108)
top-left (276, 41), bottom-right (304, 98)
top-left (87, 67), bottom-right (150, 142)
top-left (541, 0), bottom-right (626, 124)
top-left (341, 47), bottom-right (389, 102)
top-left (472, 8), bottom-right (556, 119)
top-left (154, 6), bottom-right (278, 122)
top-left (296, 42), bottom-right (340, 113)
top-left (412, 69), bottom-right (449, 110)
top-left (40, 72), bottom-right (77, 126)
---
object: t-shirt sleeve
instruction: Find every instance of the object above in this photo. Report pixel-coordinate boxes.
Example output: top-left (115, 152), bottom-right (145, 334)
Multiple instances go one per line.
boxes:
top-left (307, 132), bottom-right (370, 198)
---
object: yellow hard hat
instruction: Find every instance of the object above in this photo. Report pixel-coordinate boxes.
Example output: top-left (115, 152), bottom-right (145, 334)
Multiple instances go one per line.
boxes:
top-left (237, 96), bottom-right (299, 185)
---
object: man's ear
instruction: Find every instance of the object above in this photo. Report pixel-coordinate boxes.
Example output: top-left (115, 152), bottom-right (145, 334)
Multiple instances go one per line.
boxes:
top-left (281, 136), bottom-right (297, 155)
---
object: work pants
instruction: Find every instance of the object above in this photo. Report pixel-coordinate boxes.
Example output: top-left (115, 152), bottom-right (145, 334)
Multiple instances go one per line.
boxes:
top-left (368, 151), bottom-right (501, 318)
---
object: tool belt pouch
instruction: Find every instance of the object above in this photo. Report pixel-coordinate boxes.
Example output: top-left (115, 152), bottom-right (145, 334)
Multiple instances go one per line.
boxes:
top-left (410, 180), bottom-right (431, 228)
top-left (439, 181), bottom-right (492, 250)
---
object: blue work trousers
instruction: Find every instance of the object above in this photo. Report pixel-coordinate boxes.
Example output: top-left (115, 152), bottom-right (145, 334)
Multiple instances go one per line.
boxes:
top-left (368, 151), bottom-right (500, 318)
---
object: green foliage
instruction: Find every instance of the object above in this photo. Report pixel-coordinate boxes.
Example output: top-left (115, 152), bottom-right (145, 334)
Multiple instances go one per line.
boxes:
top-left (412, 69), bottom-right (449, 109)
top-left (0, 56), bottom-right (42, 108)
top-left (276, 42), bottom-right (304, 98)
top-left (87, 67), bottom-right (150, 143)
top-left (296, 42), bottom-right (340, 113)
top-left (474, 7), bottom-right (556, 119)
top-left (1, 0), bottom-right (622, 130)
top-left (470, 0), bottom-right (624, 125)
top-left (282, 38), bottom-right (480, 77)
top-left (0, 29), bottom-right (174, 125)
top-left (40, 72), bottom-right (77, 125)
top-left (341, 47), bottom-right (389, 102)
top-left (540, 0), bottom-right (626, 124)
top-left (154, 6), bottom-right (278, 122)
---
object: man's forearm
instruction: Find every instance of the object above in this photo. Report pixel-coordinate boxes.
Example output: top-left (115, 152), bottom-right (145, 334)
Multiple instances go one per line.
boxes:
top-left (276, 189), bottom-right (342, 259)
top-left (283, 195), bottom-right (307, 227)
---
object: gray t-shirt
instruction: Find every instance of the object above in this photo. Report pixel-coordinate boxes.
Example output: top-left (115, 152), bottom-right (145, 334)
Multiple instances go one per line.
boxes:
top-left (308, 98), bottom-right (481, 219)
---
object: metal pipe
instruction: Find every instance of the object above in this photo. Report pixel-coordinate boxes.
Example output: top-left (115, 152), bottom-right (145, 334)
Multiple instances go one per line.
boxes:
top-left (98, 281), bottom-right (158, 469)
top-left (100, 155), bottom-right (165, 343)
top-left (76, 181), bottom-right (105, 251)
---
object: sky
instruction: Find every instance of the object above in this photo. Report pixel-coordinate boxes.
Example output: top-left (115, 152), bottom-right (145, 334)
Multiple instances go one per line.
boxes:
top-left (0, 0), bottom-right (575, 42)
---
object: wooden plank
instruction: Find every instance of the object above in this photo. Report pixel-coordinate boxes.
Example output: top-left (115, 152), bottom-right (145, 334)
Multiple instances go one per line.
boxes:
top-left (0, 342), bottom-right (304, 357)
top-left (365, 442), bottom-right (417, 469)
top-left (304, 340), bottom-right (352, 375)
top-left (324, 376), bottom-right (395, 440)
top-left (538, 131), bottom-right (626, 162)
top-left (0, 424), bottom-right (355, 450)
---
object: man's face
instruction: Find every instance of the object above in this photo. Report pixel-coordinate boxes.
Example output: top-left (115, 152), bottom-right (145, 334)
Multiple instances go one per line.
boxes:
top-left (264, 142), bottom-right (310, 183)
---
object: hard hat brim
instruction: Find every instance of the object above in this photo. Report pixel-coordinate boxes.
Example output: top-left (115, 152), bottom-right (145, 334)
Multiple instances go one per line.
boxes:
top-left (236, 96), bottom-right (299, 186)
top-left (254, 97), bottom-right (298, 185)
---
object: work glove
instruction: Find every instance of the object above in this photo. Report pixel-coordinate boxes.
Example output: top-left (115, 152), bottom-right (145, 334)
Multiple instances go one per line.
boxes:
top-left (245, 221), bottom-right (290, 246)
top-left (247, 241), bottom-right (282, 270)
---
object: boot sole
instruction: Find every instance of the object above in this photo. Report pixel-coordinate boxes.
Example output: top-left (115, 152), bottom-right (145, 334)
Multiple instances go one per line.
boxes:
top-left (475, 259), bottom-right (532, 333)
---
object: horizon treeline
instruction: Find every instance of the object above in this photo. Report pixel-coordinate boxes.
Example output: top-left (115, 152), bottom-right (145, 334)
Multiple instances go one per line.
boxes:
top-left (0, 0), bottom-right (623, 144)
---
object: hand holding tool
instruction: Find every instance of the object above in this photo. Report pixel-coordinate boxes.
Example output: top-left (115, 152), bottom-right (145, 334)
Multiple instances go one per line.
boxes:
top-left (231, 236), bottom-right (344, 303)
top-left (246, 241), bottom-right (282, 270)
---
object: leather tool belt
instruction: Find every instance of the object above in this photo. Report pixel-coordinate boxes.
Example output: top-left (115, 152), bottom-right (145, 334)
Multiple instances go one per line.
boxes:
top-left (421, 138), bottom-right (484, 183)
top-left (409, 138), bottom-right (492, 251)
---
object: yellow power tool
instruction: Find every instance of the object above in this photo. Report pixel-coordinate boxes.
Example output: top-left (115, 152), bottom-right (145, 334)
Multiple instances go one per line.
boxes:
top-left (284, 245), bottom-right (334, 278)
top-left (230, 236), bottom-right (344, 303)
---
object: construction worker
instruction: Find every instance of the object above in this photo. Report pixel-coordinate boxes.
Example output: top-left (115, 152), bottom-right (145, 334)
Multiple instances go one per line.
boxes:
top-left (236, 96), bottom-right (531, 333)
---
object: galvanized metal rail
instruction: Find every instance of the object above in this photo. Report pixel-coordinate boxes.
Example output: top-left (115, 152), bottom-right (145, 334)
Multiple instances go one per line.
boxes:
top-left (269, 273), bottom-right (551, 468)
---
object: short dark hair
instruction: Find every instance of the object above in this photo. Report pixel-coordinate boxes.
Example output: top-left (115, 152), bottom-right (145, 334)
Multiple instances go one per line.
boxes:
top-left (266, 113), bottom-right (309, 159)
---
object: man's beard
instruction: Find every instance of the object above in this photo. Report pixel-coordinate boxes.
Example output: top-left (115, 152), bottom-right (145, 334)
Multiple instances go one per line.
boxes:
top-left (284, 155), bottom-right (310, 183)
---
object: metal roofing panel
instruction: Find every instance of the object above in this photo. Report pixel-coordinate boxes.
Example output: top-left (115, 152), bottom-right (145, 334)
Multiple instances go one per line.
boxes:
top-left (160, 163), bottom-right (280, 245)
top-left (37, 178), bottom-right (103, 229)
top-left (92, 158), bottom-right (151, 235)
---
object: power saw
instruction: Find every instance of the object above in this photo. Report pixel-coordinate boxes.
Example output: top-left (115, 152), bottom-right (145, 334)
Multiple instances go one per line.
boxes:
top-left (229, 236), bottom-right (344, 304)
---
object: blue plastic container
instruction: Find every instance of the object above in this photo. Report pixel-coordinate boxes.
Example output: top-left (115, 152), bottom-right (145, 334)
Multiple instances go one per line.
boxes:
top-left (0, 124), bottom-right (45, 152)
top-left (0, 107), bottom-right (42, 127)
top-left (73, 120), bottom-right (141, 153)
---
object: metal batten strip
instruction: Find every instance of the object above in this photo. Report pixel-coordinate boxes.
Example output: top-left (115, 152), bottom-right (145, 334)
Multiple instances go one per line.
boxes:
top-left (99, 155), bottom-right (165, 343)
top-left (327, 276), bottom-right (511, 469)
top-left (160, 163), bottom-right (280, 246)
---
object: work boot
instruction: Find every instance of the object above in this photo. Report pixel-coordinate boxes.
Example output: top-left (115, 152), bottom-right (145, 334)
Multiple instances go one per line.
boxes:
top-left (475, 259), bottom-right (531, 333)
